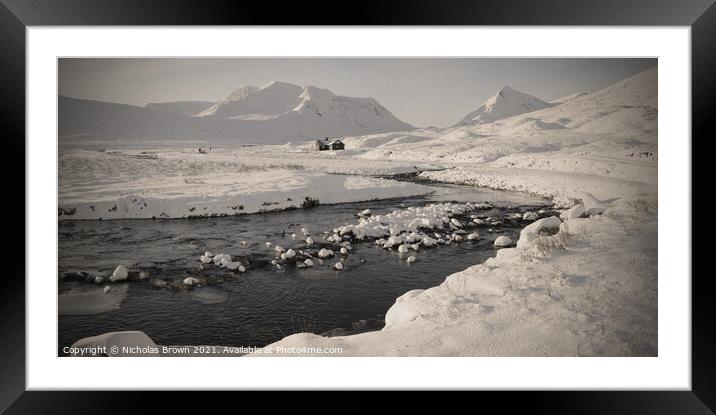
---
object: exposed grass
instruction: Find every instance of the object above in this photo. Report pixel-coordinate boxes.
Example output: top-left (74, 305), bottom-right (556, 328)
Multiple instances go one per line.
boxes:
top-left (628, 190), bottom-right (657, 216)
top-left (274, 314), bottom-right (321, 339)
top-left (533, 232), bottom-right (570, 257)
top-left (301, 196), bottom-right (320, 208)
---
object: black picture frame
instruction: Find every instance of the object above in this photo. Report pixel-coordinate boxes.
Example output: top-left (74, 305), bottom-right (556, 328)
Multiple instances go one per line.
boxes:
top-left (1, 0), bottom-right (712, 412)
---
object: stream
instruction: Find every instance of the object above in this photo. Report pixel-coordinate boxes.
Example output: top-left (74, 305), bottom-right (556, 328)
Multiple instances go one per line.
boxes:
top-left (58, 182), bottom-right (549, 355)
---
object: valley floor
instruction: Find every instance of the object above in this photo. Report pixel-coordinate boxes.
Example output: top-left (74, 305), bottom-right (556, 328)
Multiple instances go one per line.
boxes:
top-left (64, 139), bottom-right (658, 356)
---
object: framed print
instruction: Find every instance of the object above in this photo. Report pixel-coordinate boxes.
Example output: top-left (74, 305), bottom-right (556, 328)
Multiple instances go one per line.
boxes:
top-left (2, 0), bottom-right (713, 412)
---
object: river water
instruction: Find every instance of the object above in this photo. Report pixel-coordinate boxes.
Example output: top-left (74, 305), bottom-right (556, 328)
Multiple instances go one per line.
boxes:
top-left (58, 182), bottom-right (548, 354)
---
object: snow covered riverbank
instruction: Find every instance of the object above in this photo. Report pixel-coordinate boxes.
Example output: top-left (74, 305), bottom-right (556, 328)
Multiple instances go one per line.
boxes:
top-left (256, 198), bottom-right (657, 356)
top-left (58, 149), bottom-right (434, 220)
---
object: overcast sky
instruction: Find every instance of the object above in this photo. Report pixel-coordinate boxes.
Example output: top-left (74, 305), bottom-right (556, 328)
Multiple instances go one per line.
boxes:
top-left (59, 58), bottom-right (656, 127)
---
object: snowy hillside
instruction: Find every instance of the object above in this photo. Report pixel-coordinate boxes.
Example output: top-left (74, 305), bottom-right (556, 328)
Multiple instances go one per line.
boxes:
top-left (550, 91), bottom-right (590, 105)
top-left (145, 100), bottom-right (215, 116)
top-left (59, 82), bottom-right (414, 144)
top-left (456, 85), bottom-right (554, 125)
top-left (346, 67), bottom-right (658, 193)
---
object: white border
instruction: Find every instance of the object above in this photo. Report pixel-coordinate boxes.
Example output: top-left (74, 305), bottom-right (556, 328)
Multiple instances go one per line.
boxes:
top-left (27, 27), bottom-right (690, 390)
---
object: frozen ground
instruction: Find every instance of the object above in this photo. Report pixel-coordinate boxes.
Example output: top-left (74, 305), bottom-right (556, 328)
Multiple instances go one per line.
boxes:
top-left (65, 67), bottom-right (658, 356)
top-left (58, 148), bottom-right (435, 220)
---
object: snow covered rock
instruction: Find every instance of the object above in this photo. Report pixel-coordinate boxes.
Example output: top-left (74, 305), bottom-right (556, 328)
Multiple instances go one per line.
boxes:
top-left (204, 251), bottom-right (214, 258)
top-left (212, 253), bottom-right (231, 266)
top-left (360, 209), bottom-right (372, 217)
top-left (103, 286), bottom-right (112, 294)
top-left (200, 255), bottom-right (212, 264)
top-left (334, 261), bottom-right (344, 271)
top-left (585, 206), bottom-right (608, 216)
top-left (422, 236), bottom-right (437, 247)
top-left (560, 204), bottom-right (585, 220)
top-left (450, 218), bottom-right (463, 228)
top-left (494, 235), bottom-right (513, 247)
top-left (580, 193), bottom-right (615, 217)
top-left (405, 232), bottom-right (422, 243)
top-left (467, 232), bottom-right (480, 240)
top-left (340, 247), bottom-right (348, 255)
top-left (517, 216), bottom-right (562, 247)
top-left (304, 259), bottom-right (314, 267)
top-left (523, 211), bottom-right (539, 221)
top-left (183, 277), bottom-right (200, 286)
top-left (109, 265), bottom-right (128, 282)
top-left (285, 249), bottom-right (296, 259)
top-left (225, 261), bottom-right (243, 271)
top-left (398, 244), bottom-right (409, 253)
top-left (318, 248), bottom-right (335, 258)
top-left (305, 237), bottom-right (314, 245)
top-left (473, 218), bottom-right (485, 225)
top-left (407, 256), bottom-right (416, 264)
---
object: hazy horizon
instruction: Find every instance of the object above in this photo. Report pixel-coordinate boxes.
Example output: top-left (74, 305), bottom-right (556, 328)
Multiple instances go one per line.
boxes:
top-left (59, 58), bottom-right (656, 127)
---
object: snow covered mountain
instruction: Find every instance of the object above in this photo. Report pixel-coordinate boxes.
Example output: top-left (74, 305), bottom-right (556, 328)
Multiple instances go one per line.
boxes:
top-left (195, 81), bottom-right (414, 134)
top-left (348, 66), bottom-right (658, 178)
top-left (59, 82), bottom-right (414, 144)
top-left (456, 85), bottom-right (554, 126)
top-left (196, 83), bottom-right (295, 119)
top-left (549, 91), bottom-right (590, 105)
top-left (145, 100), bottom-right (215, 116)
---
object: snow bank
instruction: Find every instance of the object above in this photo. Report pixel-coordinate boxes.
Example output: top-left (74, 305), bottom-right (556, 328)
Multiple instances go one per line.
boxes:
top-left (256, 212), bottom-right (657, 356)
top-left (493, 235), bottom-right (513, 247)
top-left (59, 154), bottom-right (432, 220)
top-left (421, 167), bottom-right (653, 209)
top-left (560, 204), bottom-right (586, 220)
top-left (516, 216), bottom-right (562, 248)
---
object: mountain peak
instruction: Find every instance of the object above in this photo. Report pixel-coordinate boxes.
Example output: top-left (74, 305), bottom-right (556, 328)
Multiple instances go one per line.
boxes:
top-left (260, 80), bottom-right (302, 91)
top-left (225, 85), bottom-right (259, 102)
top-left (457, 86), bottom-right (552, 126)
